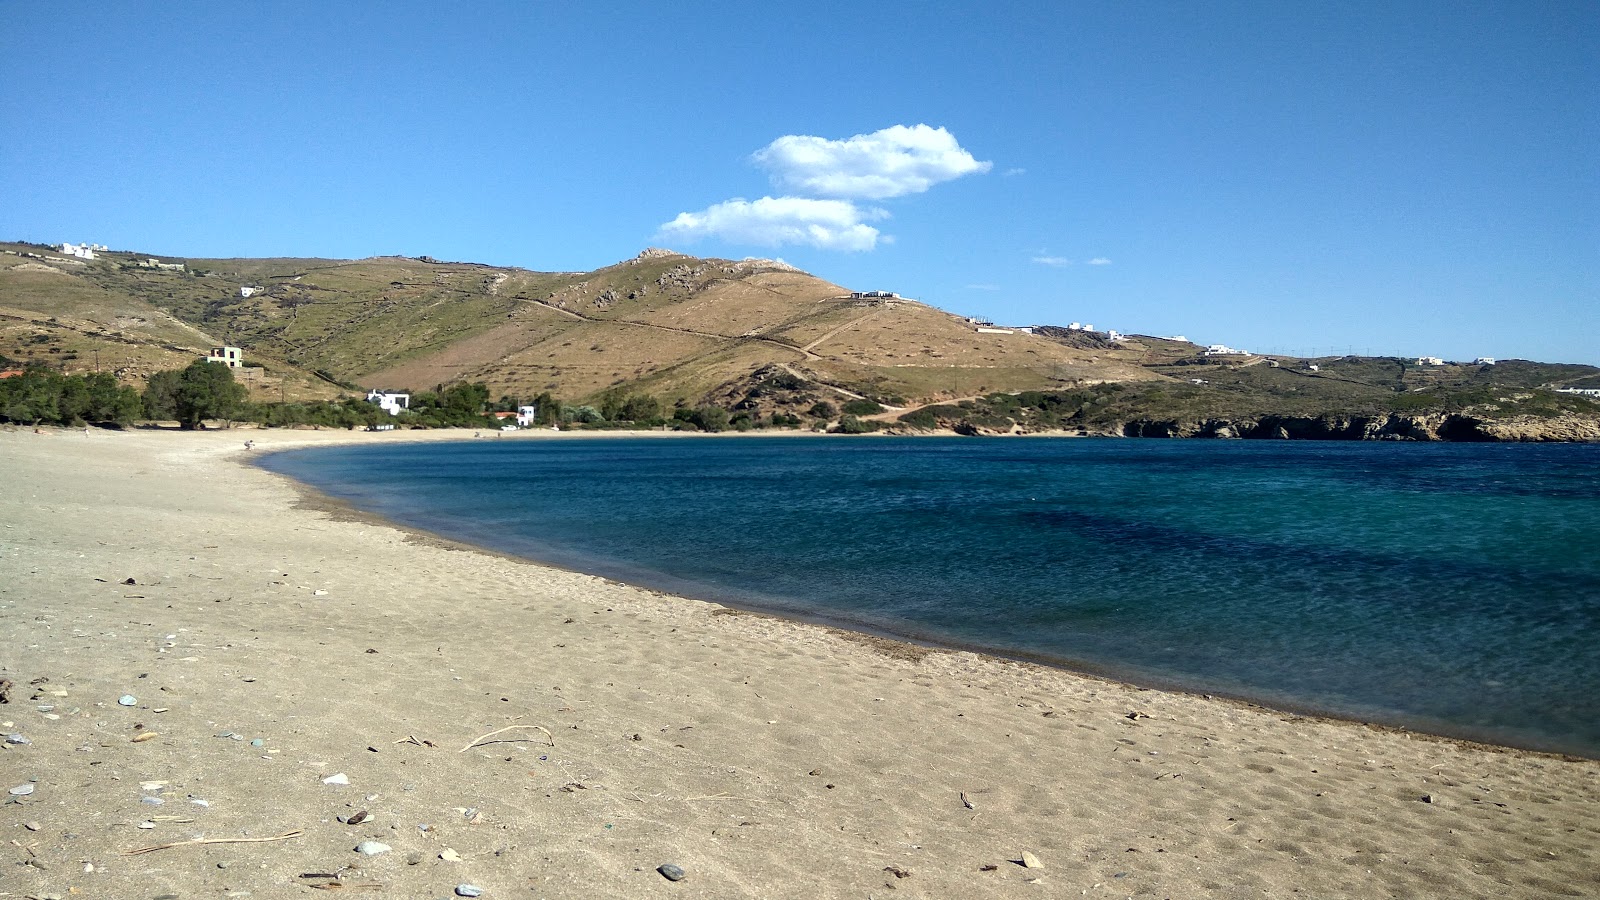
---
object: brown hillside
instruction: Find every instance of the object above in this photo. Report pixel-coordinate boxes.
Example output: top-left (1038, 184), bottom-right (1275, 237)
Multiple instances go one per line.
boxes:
top-left (366, 250), bottom-right (1163, 405)
top-left (2, 242), bottom-right (1167, 411)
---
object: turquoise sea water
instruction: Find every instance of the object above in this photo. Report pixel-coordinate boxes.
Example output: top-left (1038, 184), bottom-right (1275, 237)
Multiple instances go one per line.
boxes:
top-left (257, 437), bottom-right (1600, 757)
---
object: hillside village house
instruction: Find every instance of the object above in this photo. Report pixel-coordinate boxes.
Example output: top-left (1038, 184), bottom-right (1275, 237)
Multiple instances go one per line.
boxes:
top-left (58, 242), bottom-right (102, 260)
top-left (206, 346), bottom-right (242, 368)
top-left (366, 390), bottom-right (410, 416)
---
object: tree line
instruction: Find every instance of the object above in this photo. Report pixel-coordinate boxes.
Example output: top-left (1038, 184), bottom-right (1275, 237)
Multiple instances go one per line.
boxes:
top-left (0, 359), bottom-right (805, 432)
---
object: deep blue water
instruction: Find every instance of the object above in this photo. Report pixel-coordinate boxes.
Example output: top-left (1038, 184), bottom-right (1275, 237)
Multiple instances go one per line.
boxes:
top-left (257, 437), bottom-right (1600, 757)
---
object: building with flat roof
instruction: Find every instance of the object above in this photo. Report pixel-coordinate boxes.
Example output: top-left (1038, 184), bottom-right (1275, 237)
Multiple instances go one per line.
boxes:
top-left (206, 346), bottom-right (242, 368)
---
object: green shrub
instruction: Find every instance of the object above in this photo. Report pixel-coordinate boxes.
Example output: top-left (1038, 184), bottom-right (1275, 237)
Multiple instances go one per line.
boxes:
top-left (841, 398), bottom-right (884, 416)
top-left (832, 415), bottom-right (882, 434)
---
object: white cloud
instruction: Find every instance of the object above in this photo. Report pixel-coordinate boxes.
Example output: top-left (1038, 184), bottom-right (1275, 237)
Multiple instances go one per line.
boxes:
top-left (1002, 167), bottom-right (1026, 177)
top-left (1032, 255), bottom-right (1072, 267)
top-left (753, 124), bottom-right (991, 200)
top-left (1087, 257), bottom-right (1113, 265)
top-left (657, 196), bottom-right (887, 252)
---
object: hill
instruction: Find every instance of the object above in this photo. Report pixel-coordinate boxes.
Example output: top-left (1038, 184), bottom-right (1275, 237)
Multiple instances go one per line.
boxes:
top-left (0, 242), bottom-right (1159, 413)
top-left (3, 240), bottom-right (1596, 439)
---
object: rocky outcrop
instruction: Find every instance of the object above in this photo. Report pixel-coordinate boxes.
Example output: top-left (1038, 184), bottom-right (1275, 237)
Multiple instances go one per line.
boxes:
top-left (1460, 415), bottom-right (1600, 442)
top-left (1114, 413), bottom-right (1600, 442)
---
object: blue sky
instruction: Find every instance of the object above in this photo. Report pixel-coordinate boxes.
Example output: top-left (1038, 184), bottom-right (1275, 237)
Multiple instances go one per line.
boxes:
top-left (3, 2), bottom-right (1595, 364)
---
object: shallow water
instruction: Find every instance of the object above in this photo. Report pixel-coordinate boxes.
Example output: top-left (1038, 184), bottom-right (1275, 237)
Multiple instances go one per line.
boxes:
top-left (258, 437), bottom-right (1600, 757)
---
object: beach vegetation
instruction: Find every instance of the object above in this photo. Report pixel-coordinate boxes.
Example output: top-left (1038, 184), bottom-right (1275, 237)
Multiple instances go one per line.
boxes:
top-left (597, 391), bottom-right (663, 424)
top-left (0, 368), bottom-right (144, 426)
top-left (831, 415), bottom-right (883, 434)
top-left (143, 359), bottom-right (250, 429)
top-left (807, 401), bottom-right (836, 419)
top-left (673, 404), bottom-right (730, 432)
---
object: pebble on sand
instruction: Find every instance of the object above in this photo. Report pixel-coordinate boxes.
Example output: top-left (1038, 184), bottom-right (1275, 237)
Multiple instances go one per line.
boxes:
top-left (8, 783), bottom-right (35, 796)
top-left (118, 695), bottom-right (137, 706)
top-left (323, 772), bottom-right (350, 785)
top-left (354, 841), bottom-right (391, 856)
top-left (1020, 850), bottom-right (1044, 869)
top-left (658, 863), bottom-right (687, 881)
top-left (455, 885), bottom-right (484, 897)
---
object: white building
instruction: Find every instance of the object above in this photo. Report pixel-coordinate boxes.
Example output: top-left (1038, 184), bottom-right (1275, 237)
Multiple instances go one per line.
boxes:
top-left (206, 346), bottom-right (242, 368)
top-left (1105, 329), bottom-right (1123, 342)
top-left (366, 390), bottom-right (411, 416)
top-left (1204, 344), bottom-right (1251, 356)
top-left (240, 286), bottom-right (260, 298)
top-left (59, 242), bottom-right (97, 260)
top-left (1416, 357), bottom-right (1444, 366)
top-left (516, 405), bottom-right (539, 427)
top-left (1474, 357), bottom-right (1496, 366)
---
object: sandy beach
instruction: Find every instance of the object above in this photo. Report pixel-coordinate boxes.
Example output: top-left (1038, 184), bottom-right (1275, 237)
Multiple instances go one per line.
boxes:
top-left (3, 425), bottom-right (1597, 899)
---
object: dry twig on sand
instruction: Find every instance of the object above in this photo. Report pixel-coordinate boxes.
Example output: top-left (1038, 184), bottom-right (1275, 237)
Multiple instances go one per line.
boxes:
top-left (123, 829), bottom-right (305, 855)
top-left (684, 793), bottom-right (766, 803)
top-left (459, 723), bottom-right (555, 752)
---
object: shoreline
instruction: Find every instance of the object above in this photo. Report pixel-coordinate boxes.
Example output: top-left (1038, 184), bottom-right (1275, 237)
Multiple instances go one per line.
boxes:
top-left (252, 429), bottom-right (1597, 762)
top-left (5, 424), bottom-right (1598, 898)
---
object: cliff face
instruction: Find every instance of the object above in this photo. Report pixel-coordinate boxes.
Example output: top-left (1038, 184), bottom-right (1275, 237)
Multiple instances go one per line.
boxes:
top-left (1116, 413), bottom-right (1600, 442)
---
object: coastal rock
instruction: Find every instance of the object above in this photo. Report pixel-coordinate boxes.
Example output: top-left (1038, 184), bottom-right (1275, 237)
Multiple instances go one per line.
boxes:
top-left (1465, 414), bottom-right (1600, 443)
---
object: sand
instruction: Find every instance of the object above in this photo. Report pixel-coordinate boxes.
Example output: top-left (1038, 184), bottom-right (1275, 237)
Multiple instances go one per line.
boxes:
top-left (2, 425), bottom-right (1597, 899)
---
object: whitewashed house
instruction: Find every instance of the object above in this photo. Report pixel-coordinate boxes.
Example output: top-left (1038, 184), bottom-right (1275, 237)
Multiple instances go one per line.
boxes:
top-left (59, 242), bottom-right (97, 260)
top-left (516, 405), bottom-right (539, 427)
top-left (206, 346), bottom-right (242, 368)
top-left (1416, 356), bottom-right (1444, 366)
top-left (366, 390), bottom-right (410, 416)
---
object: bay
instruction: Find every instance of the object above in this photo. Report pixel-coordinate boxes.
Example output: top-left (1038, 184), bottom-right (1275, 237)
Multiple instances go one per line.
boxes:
top-left (257, 436), bottom-right (1600, 757)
